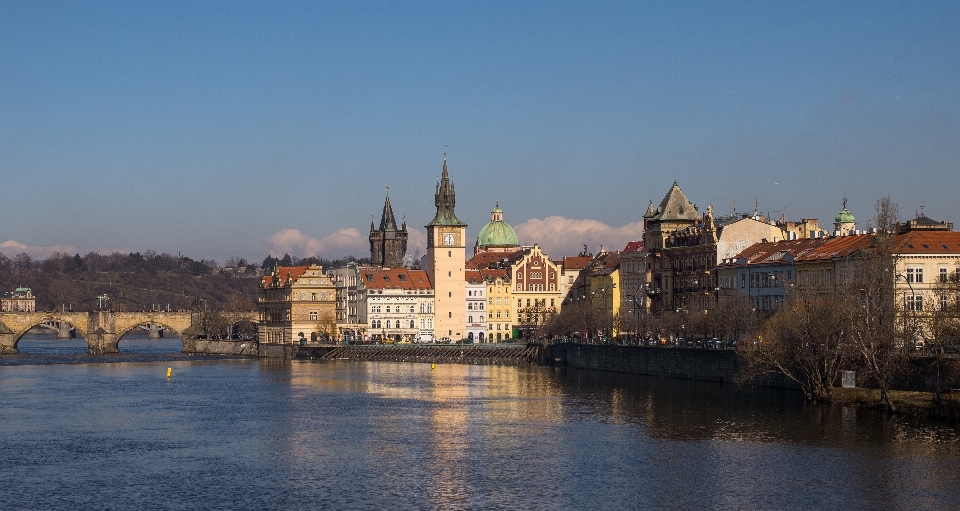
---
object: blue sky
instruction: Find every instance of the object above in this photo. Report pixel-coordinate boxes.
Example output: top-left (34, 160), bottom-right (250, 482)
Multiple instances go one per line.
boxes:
top-left (2, 1), bottom-right (958, 263)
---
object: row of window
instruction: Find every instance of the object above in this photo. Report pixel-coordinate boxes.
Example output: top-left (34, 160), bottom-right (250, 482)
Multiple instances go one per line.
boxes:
top-left (371, 305), bottom-right (421, 313)
top-left (370, 319), bottom-right (421, 329)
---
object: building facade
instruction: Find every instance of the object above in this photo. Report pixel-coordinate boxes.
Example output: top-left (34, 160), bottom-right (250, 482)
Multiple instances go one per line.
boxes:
top-left (259, 264), bottom-right (337, 344)
top-left (0, 287), bottom-right (36, 312)
top-left (357, 267), bottom-right (434, 343)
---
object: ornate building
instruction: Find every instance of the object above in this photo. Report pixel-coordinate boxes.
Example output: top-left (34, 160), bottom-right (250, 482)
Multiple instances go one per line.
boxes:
top-left (0, 287), bottom-right (35, 312)
top-left (369, 192), bottom-right (408, 268)
top-left (423, 155), bottom-right (468, 340)
top-left (259, 264), bottom-right (337, 344)
top-left (474, 202), bottom-right (520, 256)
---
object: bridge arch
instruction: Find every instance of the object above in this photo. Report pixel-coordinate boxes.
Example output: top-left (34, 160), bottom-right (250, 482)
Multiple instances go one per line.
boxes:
top-left (115, 322), bottom-right (188, 347)
top-left (3, 313), bottom-right (91, 350)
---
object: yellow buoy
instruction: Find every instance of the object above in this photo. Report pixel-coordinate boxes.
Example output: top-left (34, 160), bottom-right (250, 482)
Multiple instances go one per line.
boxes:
top-left (431, 363), bottom-right (435, 370)
top-left (166, 367), bottom-right (172, 379)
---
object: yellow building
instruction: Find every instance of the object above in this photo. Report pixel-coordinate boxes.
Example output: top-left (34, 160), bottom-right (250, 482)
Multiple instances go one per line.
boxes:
top-left (259, 264), bottom-right (337, 344)
top-left (484, 272), bottom-right (514, 341)
top-left (589, 252), bottom-right (621, 337)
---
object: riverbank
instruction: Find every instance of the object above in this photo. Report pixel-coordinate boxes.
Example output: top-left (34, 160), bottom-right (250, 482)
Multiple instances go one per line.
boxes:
top-left (832, 388), bottom-right (960, 420)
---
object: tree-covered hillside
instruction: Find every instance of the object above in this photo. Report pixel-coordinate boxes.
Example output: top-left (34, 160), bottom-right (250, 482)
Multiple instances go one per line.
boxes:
top-left (0, 251), bottom-right (369, 312)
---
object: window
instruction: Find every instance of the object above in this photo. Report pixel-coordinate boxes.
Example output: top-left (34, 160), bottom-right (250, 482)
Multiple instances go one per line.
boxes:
top-left (309, 312), bottom-right (318, 321)
top-left (906, 294), bottom-right (924, 311)
top-left (496, 311), bottom-right (501, 318)
top-left (311, 293), bottom-right (317, 301)
top-left (448, 312), bottom-right (452, 318)
top-left (941, 267), bottom-right (949, 283)
top-left (907, 267), bottom-right (923, 283)
top-left (409, 320), bottom-right (415, 328)
top-left (385, 306), bottom-right (391, 313)
top-left (940, 294), bottom-right (949, 311)
top-left (372, 305), bottom-right (381, 313)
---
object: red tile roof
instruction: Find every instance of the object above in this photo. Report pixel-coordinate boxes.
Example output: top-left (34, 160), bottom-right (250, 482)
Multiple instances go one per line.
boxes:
top-left (360, 268), bottom-right (432, 290)
top-left (465, 268), bottom-right (509, 284)
top-left (894, 231), bottom-right (960, 254)
top-left (622, 240), bottom-right (644, 253)
top-left (562, 256), bottom-right (593, 271)
top-left (466, 250), bottom-right (523, 270)
top-left (261, 266), bottom-right (308, 287)
top-left (797, 234), bottom-right (873, 261)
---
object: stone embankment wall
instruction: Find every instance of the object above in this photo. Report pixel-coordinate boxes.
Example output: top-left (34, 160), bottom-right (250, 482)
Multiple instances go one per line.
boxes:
top-left (184, 339), bottom-right (259, 356)
top-left (549, 343), bottom-right (797, 389)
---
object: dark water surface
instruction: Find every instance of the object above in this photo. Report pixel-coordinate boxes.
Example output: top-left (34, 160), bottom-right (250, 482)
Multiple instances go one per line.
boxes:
top-left (1, 339), bottom-right (959, 510)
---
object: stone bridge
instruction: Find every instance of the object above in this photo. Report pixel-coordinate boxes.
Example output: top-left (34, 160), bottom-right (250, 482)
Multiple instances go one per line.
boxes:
top-left (0, 311), bottom-right (258, 354)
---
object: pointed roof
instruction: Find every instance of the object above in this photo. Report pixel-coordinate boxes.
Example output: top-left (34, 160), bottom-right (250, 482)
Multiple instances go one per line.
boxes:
top-left (427, 155), bottom-right (467, 227)
top-left (644, 200), bottom-right (656, 218)
top-left (379, 194), bottom-right (399, 231)
top-left (653, 181), bottom-right (699, 221)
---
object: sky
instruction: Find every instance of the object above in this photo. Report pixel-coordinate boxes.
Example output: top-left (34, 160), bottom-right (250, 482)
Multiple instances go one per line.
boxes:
top-left (2, 1), bottom-right (958, 264)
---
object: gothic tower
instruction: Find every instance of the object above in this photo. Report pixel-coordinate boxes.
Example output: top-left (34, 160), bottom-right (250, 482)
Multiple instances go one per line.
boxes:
top-left (424, 155), bottom-right (467, 340)
top-left (369, 192), bottom-right (408, 268)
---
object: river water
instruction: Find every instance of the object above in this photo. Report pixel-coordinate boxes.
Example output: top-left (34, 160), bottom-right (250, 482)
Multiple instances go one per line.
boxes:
top-left (1, 336), bottom-right (959, 510)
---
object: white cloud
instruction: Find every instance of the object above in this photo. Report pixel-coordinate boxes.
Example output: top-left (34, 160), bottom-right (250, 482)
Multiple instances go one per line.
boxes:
top-left (0, 240), bottom-right (81, 259)
top-left (266, 228), bottom-right (367, 259)
top-left (266, 226), bottom-right (430, 262)
top-left (514, 216), bottom-right (645, 259)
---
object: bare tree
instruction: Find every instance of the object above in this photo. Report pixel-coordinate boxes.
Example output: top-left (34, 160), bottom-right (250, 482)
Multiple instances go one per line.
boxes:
top-left (713, 294), bottom-right (757, 342)
top-left (314, 311), bottom-right (338, 342)
top-left (929, 269), bottom-right (960, 403)
top-left (847, 196), bottom-right (905, 412)
top-left (737, 288), bottom-right (850, 401)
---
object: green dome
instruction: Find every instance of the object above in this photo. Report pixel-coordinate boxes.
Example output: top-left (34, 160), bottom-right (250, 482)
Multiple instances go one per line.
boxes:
top-left (476, 203), bottom-right (519, 249)
top-left (835, 207), bottom-right (855, 224)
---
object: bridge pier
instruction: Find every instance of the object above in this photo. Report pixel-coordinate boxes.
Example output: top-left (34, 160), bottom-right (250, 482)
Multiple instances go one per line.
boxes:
top-left (57, 322), bottom-right (73, 339)
top-left (0, 333), bottom-right (18, 354)
top-left (147, 324), bottom-right (163, 338)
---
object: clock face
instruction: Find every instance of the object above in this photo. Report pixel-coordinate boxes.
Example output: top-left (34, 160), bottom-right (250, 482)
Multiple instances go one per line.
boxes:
top-left (443, 234), bottom-right (455, 246)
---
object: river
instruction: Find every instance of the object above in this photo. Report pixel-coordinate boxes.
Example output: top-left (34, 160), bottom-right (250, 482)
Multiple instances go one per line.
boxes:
top-left (1, 336), bottom-right (958, 510)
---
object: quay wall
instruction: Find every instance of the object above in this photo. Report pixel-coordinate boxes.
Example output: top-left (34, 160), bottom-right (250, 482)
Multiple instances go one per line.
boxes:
top-left (549, 343), bottom-right (798, 389)
top-left (184, 339), bottom-right (259, 356)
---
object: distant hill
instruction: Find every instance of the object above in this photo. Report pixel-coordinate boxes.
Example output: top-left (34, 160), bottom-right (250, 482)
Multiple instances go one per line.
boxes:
top-left (0, 251), bottom-right (369, 312)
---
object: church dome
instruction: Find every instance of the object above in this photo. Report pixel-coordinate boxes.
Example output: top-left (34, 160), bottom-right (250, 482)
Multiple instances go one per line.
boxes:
top-left (835, 199), bottom-right (855, 224)
top-left (476, 203), bottom-right (519, 249)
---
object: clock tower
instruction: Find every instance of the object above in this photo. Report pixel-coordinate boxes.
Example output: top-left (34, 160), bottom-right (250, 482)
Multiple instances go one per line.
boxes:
top-left (424, 154), bottom-right (467, 340)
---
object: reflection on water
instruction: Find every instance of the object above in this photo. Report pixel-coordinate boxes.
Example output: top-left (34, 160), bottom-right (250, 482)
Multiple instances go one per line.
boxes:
top-left (3, 335), bottom-right (204, 366)
top-left (0, 357), bottom-right (958, 510)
